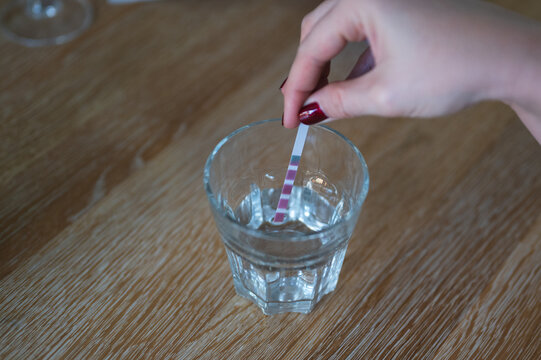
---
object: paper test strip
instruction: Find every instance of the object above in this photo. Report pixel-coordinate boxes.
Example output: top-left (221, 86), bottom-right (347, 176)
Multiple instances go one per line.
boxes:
top-left (273, 123), bottom-right (309, 223)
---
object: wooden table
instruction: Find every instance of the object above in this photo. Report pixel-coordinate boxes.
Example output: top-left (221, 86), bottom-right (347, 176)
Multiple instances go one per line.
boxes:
top-left (1, 0), bottom-right (540, 358)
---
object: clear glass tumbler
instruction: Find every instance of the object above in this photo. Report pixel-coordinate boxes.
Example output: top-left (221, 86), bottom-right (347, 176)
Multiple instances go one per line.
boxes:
top-left (1, 0), bottom-right (93, 47)
top-left (204, 119), bottom-right (369, 314)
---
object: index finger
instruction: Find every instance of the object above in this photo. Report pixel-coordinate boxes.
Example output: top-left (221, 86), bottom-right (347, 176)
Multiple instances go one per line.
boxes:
top-left (283, 7), bottom-right (366, 128)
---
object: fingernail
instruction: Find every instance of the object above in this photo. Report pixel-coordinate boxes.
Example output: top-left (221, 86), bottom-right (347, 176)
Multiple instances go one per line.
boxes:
top-left (299, 103), bottom-right (327, 125)
top-left (281, 113), bottom-right (284, 126)
top-left (279, 77), bottom-right (287, 90)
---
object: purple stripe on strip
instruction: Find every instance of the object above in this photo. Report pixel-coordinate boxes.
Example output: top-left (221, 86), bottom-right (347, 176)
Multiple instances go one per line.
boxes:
top-left (285, 169), bottom-right (296, 180)
top-left (282, 184), bottom-right (293, 195)
top-left (290, 159), bottom-right (299, 166)
top-left (277, 198), bottom-right (288, 209)
top-left (274, 213), bottom-right (285, 223)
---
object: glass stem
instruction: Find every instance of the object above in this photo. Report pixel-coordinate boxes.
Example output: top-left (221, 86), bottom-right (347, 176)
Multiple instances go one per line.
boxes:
top-left (26, 0), bottom-right (62, 19)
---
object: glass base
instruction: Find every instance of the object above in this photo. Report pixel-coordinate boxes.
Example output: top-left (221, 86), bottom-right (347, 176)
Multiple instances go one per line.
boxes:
top-left (0, 0), bottom-right (93, 47)
top-left (226, 246), bottom-right (347, 315)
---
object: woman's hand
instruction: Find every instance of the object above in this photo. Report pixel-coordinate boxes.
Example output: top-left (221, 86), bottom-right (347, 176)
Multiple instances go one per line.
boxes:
top-left (281, 0), bottom-right (541, 142)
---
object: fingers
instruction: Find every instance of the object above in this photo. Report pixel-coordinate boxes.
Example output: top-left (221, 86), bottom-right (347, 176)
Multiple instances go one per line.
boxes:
top-left (283, 5), bottom-right (367, 128)
top-left (315, 74), bottom-right (329, 91)
top-left (281, 62), bottom-right (330, 96)
top-left (305, 70), bottom-right (385, 122)
top-left (279, 0), bottom-right (335, 103)
top-left (300, 0), bottom-right (339, 42)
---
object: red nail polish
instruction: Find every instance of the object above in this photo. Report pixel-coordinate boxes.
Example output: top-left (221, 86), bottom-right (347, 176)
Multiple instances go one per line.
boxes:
top-left (281, 113), bottom-right (284, 126)
top-left (298, 103), bottom-right (327, 125)
top-left (279, 77), bottom-right (287, 90)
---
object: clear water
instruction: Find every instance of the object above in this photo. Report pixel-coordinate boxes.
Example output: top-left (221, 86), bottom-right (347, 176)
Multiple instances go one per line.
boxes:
top-left (231, 184), bottom-right (346, 233)
top-left (223, 186), bottom-right (350, 314)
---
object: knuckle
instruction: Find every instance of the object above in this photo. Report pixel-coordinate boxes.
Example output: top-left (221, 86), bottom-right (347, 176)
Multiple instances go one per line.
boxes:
top-left (300, 12), bottom-right (316, 38)
top-left (371, 85), bottom-right (401, 117)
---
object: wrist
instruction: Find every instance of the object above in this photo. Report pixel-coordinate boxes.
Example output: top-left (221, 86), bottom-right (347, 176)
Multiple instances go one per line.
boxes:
top-left (491, 21), bottom-right (541, 119)
top-left (506, 26), bottom-right (541, 143)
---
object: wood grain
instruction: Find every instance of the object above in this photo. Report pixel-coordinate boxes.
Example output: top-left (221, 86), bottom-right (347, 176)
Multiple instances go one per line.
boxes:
top-left (1, 0), bottom-right (540, 359)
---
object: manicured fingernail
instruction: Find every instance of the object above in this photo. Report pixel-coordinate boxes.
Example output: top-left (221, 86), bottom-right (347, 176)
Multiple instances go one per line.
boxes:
top-left (279, 77), bottom-right (287, 90)
top-left (299, 102), bottom-right (327, 125)
top-left (281, 113), bottom-right (284, 126)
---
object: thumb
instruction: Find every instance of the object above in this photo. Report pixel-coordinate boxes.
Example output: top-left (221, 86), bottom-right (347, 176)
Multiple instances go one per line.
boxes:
top-left (300, 70), bottom-right (390, 125)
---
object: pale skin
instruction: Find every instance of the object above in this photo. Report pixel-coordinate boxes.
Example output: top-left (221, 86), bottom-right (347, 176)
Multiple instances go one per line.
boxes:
top-left (281, 0), bottom-right (541, 143)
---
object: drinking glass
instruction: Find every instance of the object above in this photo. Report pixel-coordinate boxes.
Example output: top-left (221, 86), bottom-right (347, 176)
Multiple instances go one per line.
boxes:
top-left (1, 0), bottom-right (93, 47)
top-left (204, 119), bottom-right (369, 314)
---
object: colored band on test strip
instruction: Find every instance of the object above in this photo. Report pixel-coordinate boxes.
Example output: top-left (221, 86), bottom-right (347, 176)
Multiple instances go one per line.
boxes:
top-left (273, 124), bottom-right (309, 224)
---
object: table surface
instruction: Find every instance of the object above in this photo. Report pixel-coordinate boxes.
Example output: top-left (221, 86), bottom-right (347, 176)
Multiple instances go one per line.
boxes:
top-left (1, 0), bottom-right (540, 358)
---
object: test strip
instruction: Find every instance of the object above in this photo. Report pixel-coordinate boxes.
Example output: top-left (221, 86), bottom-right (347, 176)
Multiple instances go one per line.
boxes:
top-left (273, 123), bottom-right (309, 224)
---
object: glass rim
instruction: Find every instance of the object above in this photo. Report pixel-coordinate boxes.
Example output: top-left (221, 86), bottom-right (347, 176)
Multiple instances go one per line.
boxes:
top-left (203, 118), bottom-right (369, 243)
